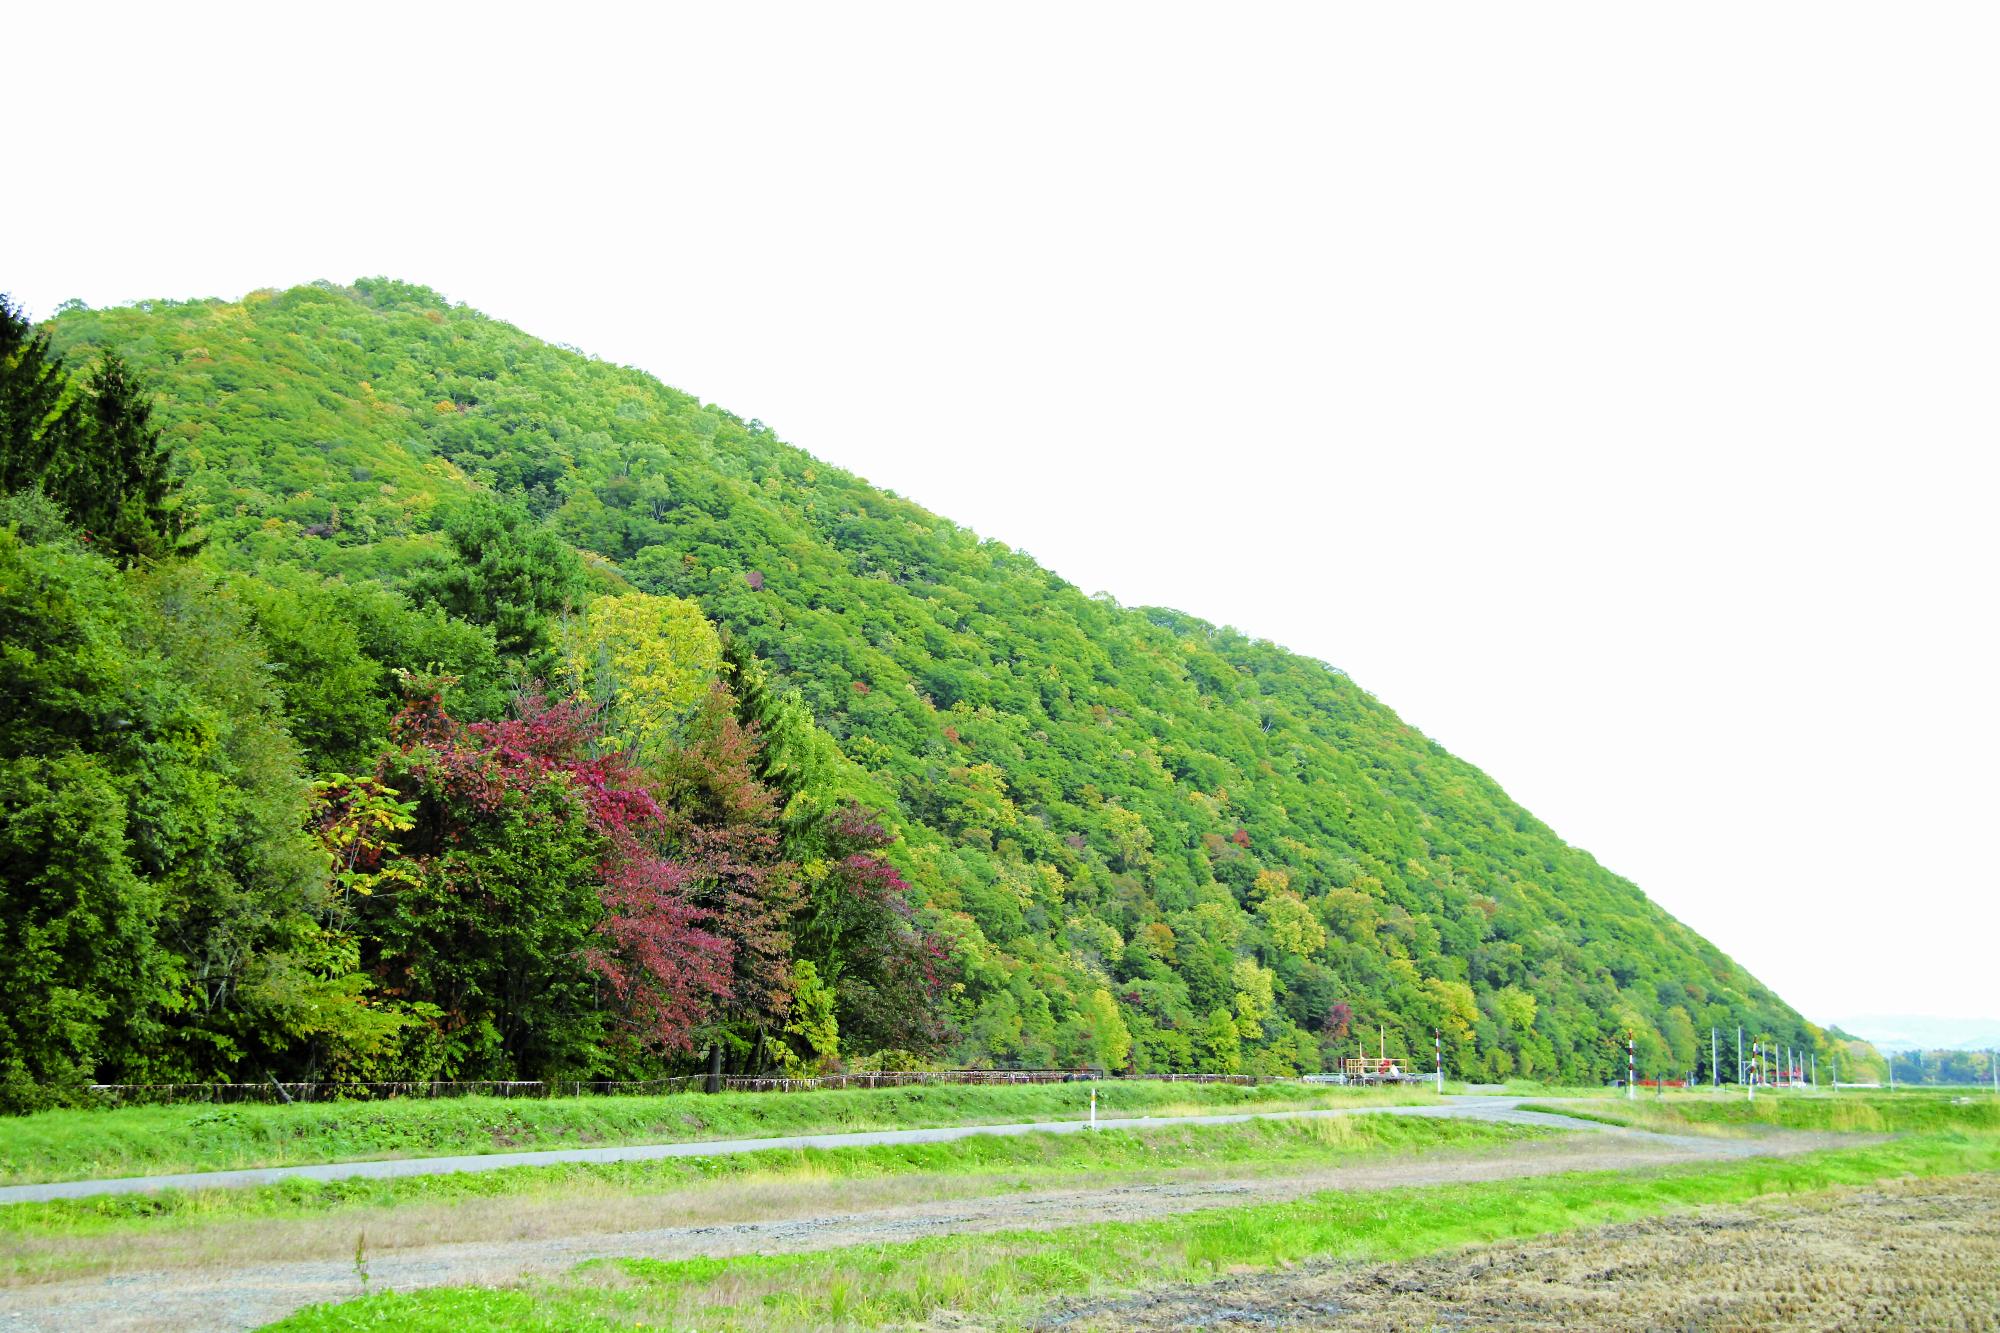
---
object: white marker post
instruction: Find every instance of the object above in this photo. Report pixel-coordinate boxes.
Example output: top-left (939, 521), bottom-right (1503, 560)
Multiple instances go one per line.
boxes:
top-left (1089, 1086), bottom-right (1097, 1129)
top-left (1435, 1028), bottom-right (1442, 1094)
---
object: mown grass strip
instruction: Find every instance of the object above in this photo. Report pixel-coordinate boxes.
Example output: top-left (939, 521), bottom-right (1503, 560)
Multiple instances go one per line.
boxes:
top-left (0, 1081), bottom-right (1429, 1186)
top-left (269, 1133), bottom-right (2000, 1330)
top-left (1521, 1092), bottom-right (2000, 1136)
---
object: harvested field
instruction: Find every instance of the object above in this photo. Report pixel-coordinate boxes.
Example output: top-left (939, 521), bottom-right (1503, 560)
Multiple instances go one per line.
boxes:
top-left (1046, 1172), bottom-right (2000, 1331)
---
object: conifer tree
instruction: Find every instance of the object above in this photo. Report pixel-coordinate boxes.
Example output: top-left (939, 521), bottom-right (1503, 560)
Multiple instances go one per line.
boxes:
top-left (0, 298), bottom-right (189, 564)
top-left (0, 295), bottom-right (84, 493)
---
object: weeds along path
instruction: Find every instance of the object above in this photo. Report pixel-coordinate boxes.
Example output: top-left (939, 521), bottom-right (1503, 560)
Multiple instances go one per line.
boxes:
top-left (0, 1104), bottom-right (1846, 1333)
top-left (0, 1097), bottom-right (1598, 1204)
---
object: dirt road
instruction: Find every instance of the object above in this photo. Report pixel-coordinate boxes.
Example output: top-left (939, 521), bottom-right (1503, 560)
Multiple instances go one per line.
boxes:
top-left (0, 1106), bottom-right (1843, 1333)
top-left (1044, 1172), bottom-right (2000, 1330)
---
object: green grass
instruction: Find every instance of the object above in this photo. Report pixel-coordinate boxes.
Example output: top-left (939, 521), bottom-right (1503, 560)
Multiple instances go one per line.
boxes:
top-left (267, 1133), bottom-right (2000, 1330)
top-left (0, 1112), bottom-right (1542, 1252)
top-left (0, 1081), bottom-right (1432, 1186)
top-left (1522, 1091), bottom-right (2000, 1136)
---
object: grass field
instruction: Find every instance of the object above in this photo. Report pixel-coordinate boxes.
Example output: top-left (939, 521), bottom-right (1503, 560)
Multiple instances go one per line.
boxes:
top-left (0, 1080), bottom-right (1431, 1186)
top-left (0, 1113), bottom-right (1554, 1284)
top-left (266, 1132), bottom-right (2000, 1330)
top-left (1522, 1090), bottom-right (2000, 1136)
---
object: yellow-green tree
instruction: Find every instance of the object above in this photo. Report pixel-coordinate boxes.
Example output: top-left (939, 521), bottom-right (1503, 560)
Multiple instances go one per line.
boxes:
top-left (564, 591), bottom-right (722, 754)
top-left (1231, 957), bottom-right (1277, 1041)
top-left (1071, 987), bottom-right (1132, 1071)
top-left (1256, 888), bottom-right (1326, 958)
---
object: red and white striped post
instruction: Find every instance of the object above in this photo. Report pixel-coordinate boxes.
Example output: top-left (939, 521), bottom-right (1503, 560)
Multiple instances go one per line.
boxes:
top-left (1627, 1036), bottom-right (1635, 1101)
top-left (1435, 1029), bottom-right (1442, 1093)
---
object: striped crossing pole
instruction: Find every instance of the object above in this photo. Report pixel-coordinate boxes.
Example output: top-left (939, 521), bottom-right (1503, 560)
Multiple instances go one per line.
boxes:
top-left (1434, 1029), bottom-right (1442, 1093)
top-left (1627, 1036), bottom-right (1635, 1101)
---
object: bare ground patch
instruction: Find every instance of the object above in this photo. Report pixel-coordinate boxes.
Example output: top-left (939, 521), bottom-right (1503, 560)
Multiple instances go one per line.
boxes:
top-left (1042, 1172), bottom-right (2000, 1331)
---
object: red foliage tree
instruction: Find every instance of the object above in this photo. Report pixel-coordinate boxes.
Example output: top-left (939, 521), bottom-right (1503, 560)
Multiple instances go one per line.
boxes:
top-left (385, 686), bottom-right (731, 1055)
top-left (653, 683), bottom-right (803, 1050)
top-left (800, 805), bottom-right (957, 1054)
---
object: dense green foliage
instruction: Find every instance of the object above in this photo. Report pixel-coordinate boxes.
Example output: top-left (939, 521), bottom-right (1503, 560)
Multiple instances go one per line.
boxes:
top-left (5, 278), bottom-right (1844, 1099)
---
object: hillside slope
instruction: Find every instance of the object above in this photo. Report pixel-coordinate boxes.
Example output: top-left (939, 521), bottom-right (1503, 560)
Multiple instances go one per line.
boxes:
top-left (46, 280), bottom-right (1810, 1080)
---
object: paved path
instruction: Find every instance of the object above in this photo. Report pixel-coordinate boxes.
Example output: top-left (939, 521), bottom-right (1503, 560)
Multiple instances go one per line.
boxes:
top-left (1, 1096), bottom-right (1581, 1204)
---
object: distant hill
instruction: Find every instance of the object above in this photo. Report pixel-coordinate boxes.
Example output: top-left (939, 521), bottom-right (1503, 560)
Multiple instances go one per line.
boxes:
top-left (39, 279), bottom-right (1826, 1081)
top-left (1828, 1015), bottom-right (2000, 1053)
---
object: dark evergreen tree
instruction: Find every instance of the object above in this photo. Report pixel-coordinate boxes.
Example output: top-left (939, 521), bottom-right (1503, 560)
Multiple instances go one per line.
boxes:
top-left (2, 298), bottom-right (189, 564)
top-left (0, 294), bottom-right (84, 494)
top-left (68, 354), bottom-right (188, 563)
top-left (409, 494), bottom-right (586, 660)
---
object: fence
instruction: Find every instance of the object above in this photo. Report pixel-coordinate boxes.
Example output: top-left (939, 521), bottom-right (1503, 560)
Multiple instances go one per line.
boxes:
top-left (84, 1069), bottom-right (1273, 1106)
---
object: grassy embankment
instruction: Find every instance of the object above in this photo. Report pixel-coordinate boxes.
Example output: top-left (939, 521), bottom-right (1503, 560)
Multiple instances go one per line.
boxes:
top-left (271, 1130), bottom-right (2000, 1331)
top-left (0, 1081), bottom-right (1432, 1185)
top-left (1521, 1090), bottom-right (2000, 1136)
top-left (0, 1115), bottom-right (1552, 1282)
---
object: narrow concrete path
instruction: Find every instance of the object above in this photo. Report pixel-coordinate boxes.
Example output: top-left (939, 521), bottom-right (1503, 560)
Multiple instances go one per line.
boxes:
top-left (2, 1096), bottom-right (1571, 1204)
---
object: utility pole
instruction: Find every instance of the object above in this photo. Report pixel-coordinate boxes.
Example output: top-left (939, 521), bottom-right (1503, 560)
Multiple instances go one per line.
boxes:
top-left (1737, 1026), bottom-right (1744, 1086)
top-left (1712, 1028), bottom-right (1719, 1090)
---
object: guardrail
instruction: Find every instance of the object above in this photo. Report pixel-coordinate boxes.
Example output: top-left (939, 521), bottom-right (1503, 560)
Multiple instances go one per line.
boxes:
top-left (83, 1070), bottom-right (1275, 1106)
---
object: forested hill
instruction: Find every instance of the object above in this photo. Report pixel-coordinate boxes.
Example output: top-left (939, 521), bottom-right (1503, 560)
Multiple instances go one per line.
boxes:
top-left (27, 279), bottom-right (1827, 1086)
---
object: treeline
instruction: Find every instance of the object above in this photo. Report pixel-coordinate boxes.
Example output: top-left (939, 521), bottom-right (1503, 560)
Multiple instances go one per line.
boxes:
top-left (1886, 1049), bottom-right (1997, 1087)
top-left (0, 296), bottom-right (947, 1111)
top-left (9, 279), bottom-right (1860, 1099)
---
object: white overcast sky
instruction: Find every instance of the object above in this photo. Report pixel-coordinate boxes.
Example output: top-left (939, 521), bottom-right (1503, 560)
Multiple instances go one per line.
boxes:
top-left (8, 4), bottom-right (1995, 1028)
